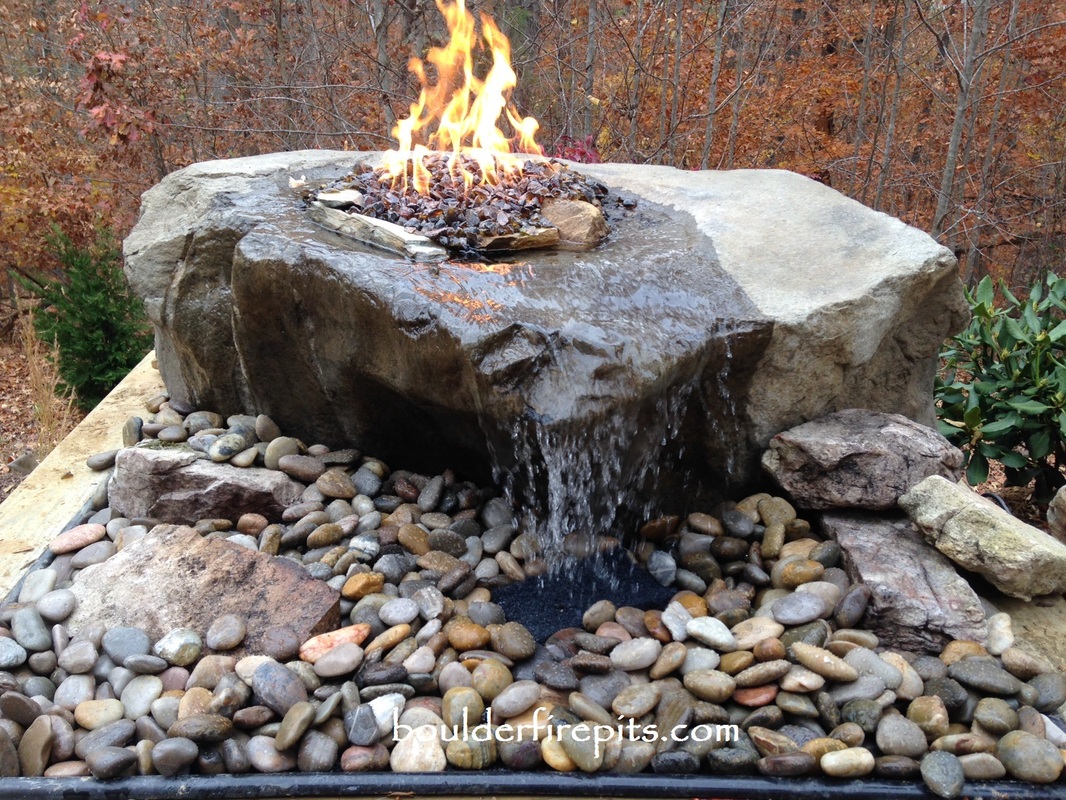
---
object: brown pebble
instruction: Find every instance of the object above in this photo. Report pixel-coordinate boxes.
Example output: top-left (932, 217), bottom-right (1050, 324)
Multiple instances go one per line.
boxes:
top-left (753, 638), bottom-right (786, 662)
top-left (733, 685), bottom-right (778, 707)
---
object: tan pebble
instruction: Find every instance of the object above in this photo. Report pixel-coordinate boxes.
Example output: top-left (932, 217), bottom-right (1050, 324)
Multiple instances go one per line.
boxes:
top-left (820, 746), bottom-right (875, 777)
top-left (650, 642), bottom-right (688, 680)
top-left (299, 624), bottom-right (371, 662)
top-left (50, 524), bottom-right (106, 555)
top-left (235, 655), bottom-right (274, 683)
top-left (761, 523), bottom-right (786, 558)
top-left (447, 619), bottom-right (491, 652)
top-left (931, 732), bottom-right (997, 755)
top-left (780, 664), bottom-right (825, 693)
top-left (73, 698), bottom-right (124, 730)
top-left (1001, 647), bottom-right (1055, 679)
top-left (790, 642), bottom-right (858, 682)
top-left (803, 737), bottom-right (847, 760)
top-left (541, 736), bottom-right (576, 771)
top-left (939, 640), bottom-right (987, 665)
top-left (673, 592), bottom-right (708, 618)
top-left (829, 722), bottom-right (866, 747)
top-left (753, 638), bottom-right (786, 662)
top-left (778, 539), bottom-right (819, 559)
top-left (341, 572), bottom-right (385, 600)
top-left (731, 617), bottom-right (785, 651)
top-left (880, 652), bottom-right (923, 700)
top-left (719, 651), bottom-right (755, 675)
top-left (756, 497), bottom-right (796, 527)
top-left (364, 624), bottom-right (411, 654)
top-left (177, 687), bottom-right (214, 719)
top-left (503, 704), bottom-right (554, 742)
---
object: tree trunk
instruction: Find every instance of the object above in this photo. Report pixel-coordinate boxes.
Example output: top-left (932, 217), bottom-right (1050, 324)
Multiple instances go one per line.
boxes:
top-left (699, 1), bottom-right (729, 169)
top-left (931, 0), bottom-right (991, 242)
top-left (583, 0), bottom-right (598, 137)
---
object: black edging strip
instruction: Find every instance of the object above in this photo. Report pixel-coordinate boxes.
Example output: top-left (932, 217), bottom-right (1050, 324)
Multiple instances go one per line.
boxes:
top-left (0, 772), bottom-right (1064, 800)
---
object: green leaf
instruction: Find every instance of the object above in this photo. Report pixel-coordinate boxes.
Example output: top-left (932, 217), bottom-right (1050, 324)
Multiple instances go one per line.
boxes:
top-left (998, 451), bottom-right (1029, 469)
top-left (1030, 428), bottom-right (1052, 460)
top-left (936, 419), bottom-right (962, 437)
top-left (978, 417), bottom-right (1016, 437)
top-left (1008, 398), bottom-right (1053, 414)
top-left (966, 452), bottom-right (989, 485)
top-left (1048, 318), bottom-right (1066, 342)
top-left (964, 406), bottom-right (982, 429)
top-left (1003, 316), bottom-right (1031, 345)
top-left (975, 276), bottom-right (995, 307)
top-left (1023, 302), bottom-right (1041, 333)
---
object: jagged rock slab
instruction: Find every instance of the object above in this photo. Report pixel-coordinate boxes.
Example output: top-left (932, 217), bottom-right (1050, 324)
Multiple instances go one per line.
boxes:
top-left (66, 525), bottom-right (340, 655)
top-left (762, 409), bottom-right (964, 510)
top-left (108, 444), bottom-right (304, 523)
top-left (822, 512), bottom-right (987, 652)
top-left (900, 475), bottom-right (1066, 601)
top-left (124, 151), bottom-right (966, 526)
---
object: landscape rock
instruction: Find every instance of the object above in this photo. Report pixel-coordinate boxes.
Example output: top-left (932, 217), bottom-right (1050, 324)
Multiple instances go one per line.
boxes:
top-left (899, 476), bottom-right (1066, 600)
top-left (124, 151), bottom-right (964, 526)
top-left (108, 445), bottom-right (304, 523)
top-left (821, 513), bottom-right (986, 651)
top-left (66, 525), bottom-right (339, 654)
top-left (762, 409), bottom-right (963, 510)
top-left (1046, 484), bottom-right (1066, 545)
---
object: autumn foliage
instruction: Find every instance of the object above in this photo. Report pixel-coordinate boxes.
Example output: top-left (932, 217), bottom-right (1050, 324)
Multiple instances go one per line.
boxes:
top-left (0, 0), bottom-right (1062, 291)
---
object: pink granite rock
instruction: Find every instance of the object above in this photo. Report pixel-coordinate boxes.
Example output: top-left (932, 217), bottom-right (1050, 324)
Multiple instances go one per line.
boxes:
top-left (50, 524), bottom-right (107, 555)
top-left (66, 525), bottom-right (339, 657)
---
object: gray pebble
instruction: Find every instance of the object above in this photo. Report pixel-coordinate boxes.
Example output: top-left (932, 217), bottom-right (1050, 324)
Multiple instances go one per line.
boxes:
top-left (206, 615), bottom-right (247, 651)
top-left (0, 639), bottom-right (27, 669)
top-left (771, 592), bottom-right (826, 625)
top-left (36, 589), bottom-right (77, 623)
top-left (57, 639), bottom-right (98, 674)
top-left (920, 751), bottom-right (965, 799)
top-left (18, 569), bottom-right (57, 604)
top-left (152, 736), bottom-right (199, 775)
top-left (11, 608), bottom-right (52, 652)
top-left (102, 627), bottom-right (151, 664)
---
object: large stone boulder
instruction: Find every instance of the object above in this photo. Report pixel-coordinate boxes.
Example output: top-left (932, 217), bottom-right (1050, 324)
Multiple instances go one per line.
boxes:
top-left (124, 151), bottom-right (966, 535)
top-left (762, 409), bottom-right (964, 510)
top-left (900, 475), bottom-right (1066, 600)
top-left (821, 512), bottom-right (987, 652)
top-left (67, 525), bottom-right (340, 656)
top-left (108, 444), bottom-right (305, 523)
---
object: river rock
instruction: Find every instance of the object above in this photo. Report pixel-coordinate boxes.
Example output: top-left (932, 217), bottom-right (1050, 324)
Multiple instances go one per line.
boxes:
top-left (763, 410), bottom-right (962, 510)
top-left (66, 525), bottom-right (339, 657)
top-left (108, 445), bottom-right (304, 522)
top-left (821, 513), bottom-right (986, 651)
top-left (996, 729), bottom-right (1063, 783)
top-left (125, 151), bottom-right (964, 514)
top-left (899, 475), bottom-right (1066, 599)
top-left (390, 724), bottom-right (446, 772)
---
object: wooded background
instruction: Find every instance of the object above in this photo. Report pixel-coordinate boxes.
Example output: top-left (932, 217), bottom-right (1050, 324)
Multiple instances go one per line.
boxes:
top-left (2, 0), bottom-right (1063, 291)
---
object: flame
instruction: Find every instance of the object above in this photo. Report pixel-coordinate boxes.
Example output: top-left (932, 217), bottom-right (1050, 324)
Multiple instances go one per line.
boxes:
top-left (383, 0), bottom-right (542, 194)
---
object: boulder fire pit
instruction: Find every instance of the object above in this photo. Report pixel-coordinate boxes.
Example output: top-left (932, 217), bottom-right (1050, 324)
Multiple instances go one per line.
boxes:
top-left (2, 0), bottom-right (1066, 796)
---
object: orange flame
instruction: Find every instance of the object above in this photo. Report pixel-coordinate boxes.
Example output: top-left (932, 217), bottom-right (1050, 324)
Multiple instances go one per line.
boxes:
top-left (383, 0), bottom-right (542, 194)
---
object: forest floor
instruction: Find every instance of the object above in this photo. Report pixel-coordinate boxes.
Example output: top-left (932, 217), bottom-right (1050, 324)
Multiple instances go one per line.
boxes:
top-left (0, 343), bottom-right (84, 500)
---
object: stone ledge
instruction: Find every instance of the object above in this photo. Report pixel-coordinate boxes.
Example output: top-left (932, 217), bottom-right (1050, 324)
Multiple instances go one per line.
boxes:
top-left (0, 352), bottom-right (164, 598)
